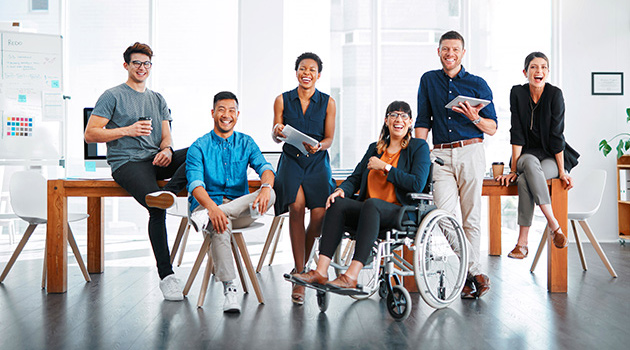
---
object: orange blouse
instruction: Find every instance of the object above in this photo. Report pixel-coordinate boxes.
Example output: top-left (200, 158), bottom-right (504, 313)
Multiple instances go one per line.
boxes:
top-left (366, 149), bottom-right (401, 205)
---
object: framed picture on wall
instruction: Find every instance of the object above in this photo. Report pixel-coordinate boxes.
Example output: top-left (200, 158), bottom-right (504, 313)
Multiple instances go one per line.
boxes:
top-left (592, 72), bottom-right (624, 95)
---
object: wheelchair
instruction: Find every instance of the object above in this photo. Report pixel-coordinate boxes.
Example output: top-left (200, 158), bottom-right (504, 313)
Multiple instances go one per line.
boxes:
top-left (285, 161), bottom-right (469, 321)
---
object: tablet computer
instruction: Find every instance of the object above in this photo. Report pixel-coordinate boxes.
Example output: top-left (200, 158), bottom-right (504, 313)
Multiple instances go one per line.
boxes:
top-left (445, 95), bottom-right (491, 109)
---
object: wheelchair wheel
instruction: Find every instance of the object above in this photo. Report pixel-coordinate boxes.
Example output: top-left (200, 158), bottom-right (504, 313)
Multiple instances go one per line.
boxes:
top-left (333, 238), bottom-right (379, 300)
top-left (378, 279), bottom-right (389, 299)
top-left (413, 209), bottom-right (468, 309)
top-left (316, 290), bottom-right (329, 312)
top-left (386, 285), bottom-right (412, 321)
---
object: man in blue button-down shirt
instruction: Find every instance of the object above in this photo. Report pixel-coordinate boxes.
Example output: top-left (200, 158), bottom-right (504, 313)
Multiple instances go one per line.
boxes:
top-left (187, 91), bottom-right (275, 313)
top-left (414, 31), bottom-right (497, 300)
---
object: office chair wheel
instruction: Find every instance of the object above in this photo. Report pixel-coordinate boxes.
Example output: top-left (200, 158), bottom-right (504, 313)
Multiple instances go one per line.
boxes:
top-left (378, 279), bottom-right (389, 299)
top-left (333, 238), bottom-right (379, 300)
top-left (619, 238), bottom-right (626, 246)
top-left (386, 285), bottom-right (412, 321)
top-left (414, 209), bottom-right (468, 309)
top-left (316, 290), bottom-right (329, 312)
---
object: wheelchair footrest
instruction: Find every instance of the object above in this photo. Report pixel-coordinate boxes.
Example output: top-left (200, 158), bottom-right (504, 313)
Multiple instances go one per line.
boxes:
top-left (283, 273), bottom-right (368, 296)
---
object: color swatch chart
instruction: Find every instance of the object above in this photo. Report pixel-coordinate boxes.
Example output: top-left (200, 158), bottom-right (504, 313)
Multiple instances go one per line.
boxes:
top-left (6, 117), bottom-right (33, 137)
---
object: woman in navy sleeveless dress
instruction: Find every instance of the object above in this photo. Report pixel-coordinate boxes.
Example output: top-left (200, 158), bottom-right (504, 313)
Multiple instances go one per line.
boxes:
top-left (272, 52), bottom-right (336, 305)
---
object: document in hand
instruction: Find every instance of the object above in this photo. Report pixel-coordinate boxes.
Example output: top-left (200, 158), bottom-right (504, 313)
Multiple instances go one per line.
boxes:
top-left (278, 124), bottom-right (319, 155)
top-left (445, 95), bottom-right (490, 109)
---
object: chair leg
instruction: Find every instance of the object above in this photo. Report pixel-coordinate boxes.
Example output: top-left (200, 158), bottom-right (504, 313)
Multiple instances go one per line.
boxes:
top-left (268, 217), bottom-right (285, 267)
top-left (197, 252), bottom-right (213, 308)
top-left (170, 217), bottom-right (188, 264)
top-left (578, 220), bottom-right (618, 278)
top-left (571, 220), bottom-right (588, 271)
top-left (41, 243), bottom-right (47, 289)
top-left (67, 227), bottom-right (91, 282)
top-left (256, 216), bottom-right (282, 272)
top-left (0, 224), bottom-right (37, 282)
top-left (233, 231), bottom-right (264, 304)
top-left (183, 234), bottom-right (211, 296)
top-left (231, 237), bottom-right (249, 294)
top-left (176, 224), bottom-right (191, 267)
top-left (530, 225), bottom-right (549, 273)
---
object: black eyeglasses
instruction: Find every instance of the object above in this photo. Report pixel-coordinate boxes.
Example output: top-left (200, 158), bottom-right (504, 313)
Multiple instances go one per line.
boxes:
top-left (386, 112), bottom-right (410, 120)
top-left (130, 60), bottom-right (152, 68)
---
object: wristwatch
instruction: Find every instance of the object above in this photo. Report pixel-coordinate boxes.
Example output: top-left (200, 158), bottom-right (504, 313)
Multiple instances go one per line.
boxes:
top-left (385, 164), bottom-right (392, 172)
top-left (161, 146), bottom-right (174, 154)
top-left (472, 117), bottom-right (481, 125)
top-left (260, 183), bottom-right (272, 189)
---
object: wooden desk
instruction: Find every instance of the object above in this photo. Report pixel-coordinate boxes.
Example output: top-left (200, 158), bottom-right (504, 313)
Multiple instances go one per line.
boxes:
top-left (47, 178), bottom-right (567, 294)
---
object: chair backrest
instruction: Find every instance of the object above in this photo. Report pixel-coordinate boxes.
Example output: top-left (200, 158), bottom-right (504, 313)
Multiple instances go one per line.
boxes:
top-left (9, 171), bottom-right (47, 223)
top-left (568, 169), bottom-right (606, 220)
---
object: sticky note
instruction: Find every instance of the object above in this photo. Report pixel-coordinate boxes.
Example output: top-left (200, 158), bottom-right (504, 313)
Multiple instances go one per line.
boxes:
top-left (85, 161), bottom-right (96, 172)
top-left (51, 80), bottom-right (60, 88)
top-left (18, 95), bottom-right (26, 103)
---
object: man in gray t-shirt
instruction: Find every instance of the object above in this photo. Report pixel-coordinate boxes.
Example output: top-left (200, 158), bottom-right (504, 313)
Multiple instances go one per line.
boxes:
top-left (85, 42), bottom-right (187, 301)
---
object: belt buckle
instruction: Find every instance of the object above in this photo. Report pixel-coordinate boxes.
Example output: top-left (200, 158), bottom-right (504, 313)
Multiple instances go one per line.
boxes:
top-left (455, 140), bottom-right (464, 148)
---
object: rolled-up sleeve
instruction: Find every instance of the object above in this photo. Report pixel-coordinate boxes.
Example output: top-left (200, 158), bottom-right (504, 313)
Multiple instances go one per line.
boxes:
top-left (186, 141), bottom-right (206, 193)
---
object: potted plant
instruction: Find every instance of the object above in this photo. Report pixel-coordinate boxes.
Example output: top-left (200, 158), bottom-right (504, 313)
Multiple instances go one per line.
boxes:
top-left (599, 108), bottom-right (630, 158)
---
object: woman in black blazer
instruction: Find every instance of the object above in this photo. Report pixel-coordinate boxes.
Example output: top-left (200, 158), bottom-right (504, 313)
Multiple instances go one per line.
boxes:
top-left (290, 100), bottom-right (431, 290)
top-left (497, 52), bottom-right (579, 259)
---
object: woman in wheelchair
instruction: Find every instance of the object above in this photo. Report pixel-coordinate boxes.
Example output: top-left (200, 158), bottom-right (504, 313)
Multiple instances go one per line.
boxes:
top-left (291, 100), bottom-right (431, 290)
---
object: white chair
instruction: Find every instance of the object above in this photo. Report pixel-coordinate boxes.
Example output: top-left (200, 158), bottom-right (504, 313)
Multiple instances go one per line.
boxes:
top-left (256, 213), bottom-right (287, 273)
top-left (183, 221), bottom-right (265, 307)
top-left (531, 169), bottom-right (617, 277)
top-left (0, 171), bottom-right (91, 287)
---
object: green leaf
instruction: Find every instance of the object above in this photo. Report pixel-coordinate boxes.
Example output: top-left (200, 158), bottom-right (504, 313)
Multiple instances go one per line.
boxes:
top-left (617, 140), bottom-right (626, 158)
top-left (602, 143), bottom-right (612, 156)
top-left (626, 107), bottom-right (630, 122)
top-left (625, 140), bottom-right (630, 151)
top-left (599, 139), bottom-right (609, 150)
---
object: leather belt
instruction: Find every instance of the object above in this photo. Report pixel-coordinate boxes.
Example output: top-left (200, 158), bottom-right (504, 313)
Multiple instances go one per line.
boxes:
top-left (434, 138), bottom-right (483, 149)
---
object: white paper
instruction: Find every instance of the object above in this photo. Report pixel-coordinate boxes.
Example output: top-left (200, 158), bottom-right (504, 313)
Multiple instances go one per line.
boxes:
top-left (42, 92), bottom-right (63, 121)
top-left (279, 124), bottom-right (318, 155)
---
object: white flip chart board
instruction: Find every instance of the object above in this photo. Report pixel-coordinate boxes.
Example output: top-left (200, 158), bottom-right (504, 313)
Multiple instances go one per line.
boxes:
top-left (0, 31), bottom-right (64, 164)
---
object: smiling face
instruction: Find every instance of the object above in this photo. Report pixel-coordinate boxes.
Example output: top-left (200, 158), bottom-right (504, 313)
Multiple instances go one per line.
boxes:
top-left (295, 58), bottom-right (320, 89)
top-left (212, 99), bottom-right (239, 137)
top-left (124, 53), bottom-right (151, 84)
top-left (524, 57), bottom-right (549, 88)
top-left (385, 111), bottom-right (412, 140)
top-left (438, 39), bottom-right (465, 77)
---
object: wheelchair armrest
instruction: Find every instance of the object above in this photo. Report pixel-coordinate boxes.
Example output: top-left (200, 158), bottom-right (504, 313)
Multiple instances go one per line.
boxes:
top-left (394, 205), bottom-right (419, 231)
top-left (406, 192), bottom-right (432, 202)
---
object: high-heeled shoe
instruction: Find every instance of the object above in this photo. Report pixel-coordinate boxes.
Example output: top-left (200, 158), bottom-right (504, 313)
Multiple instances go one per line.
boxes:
top-left (551, 227), bottom-right (568, 248)
top-left (289, 269), bottom-right (305, 305)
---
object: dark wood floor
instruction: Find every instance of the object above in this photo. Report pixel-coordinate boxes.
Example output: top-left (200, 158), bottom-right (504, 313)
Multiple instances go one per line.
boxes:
top-left (0, 228), bottom-right (628, 350)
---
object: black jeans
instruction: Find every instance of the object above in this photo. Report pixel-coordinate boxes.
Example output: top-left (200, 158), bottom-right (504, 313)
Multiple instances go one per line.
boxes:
top-left (112, 148), bottom-right (188, 279)
top-left (319, 197), bottom-right (401, 265)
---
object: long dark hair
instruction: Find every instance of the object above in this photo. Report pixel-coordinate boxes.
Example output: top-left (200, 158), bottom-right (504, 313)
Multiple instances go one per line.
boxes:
top-left (376, 101), bottom-right (413, 154)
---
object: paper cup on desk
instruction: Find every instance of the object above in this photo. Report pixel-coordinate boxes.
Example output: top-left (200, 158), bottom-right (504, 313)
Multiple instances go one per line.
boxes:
top-left (492, 162), bottom-right (504, 178)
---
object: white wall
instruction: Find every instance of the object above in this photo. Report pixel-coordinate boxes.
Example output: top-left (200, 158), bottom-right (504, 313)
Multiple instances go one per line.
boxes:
top-left (560, 0), bottom-right (630, 241)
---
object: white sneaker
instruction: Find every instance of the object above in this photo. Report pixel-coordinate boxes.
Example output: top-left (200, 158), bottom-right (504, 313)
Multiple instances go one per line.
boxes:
top-left (190, 210), bottom-right (210, 233)
top-left (159, 274), bottom-right (184, 301)
top-left (145, 191), bottom-right (177, 210)
top-left (223, 286), bottom-right (241, 313)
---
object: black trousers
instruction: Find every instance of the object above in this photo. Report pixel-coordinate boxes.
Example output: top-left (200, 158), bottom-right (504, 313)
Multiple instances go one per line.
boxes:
top-left (112, 148), bottom-right (188, 279)
top-left (319, 197), bottom-right (401, 265)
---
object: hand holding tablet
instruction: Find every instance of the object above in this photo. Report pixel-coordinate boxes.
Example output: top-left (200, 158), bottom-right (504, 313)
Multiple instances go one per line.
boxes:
top-left (445, 95), bottom-right (490, 109)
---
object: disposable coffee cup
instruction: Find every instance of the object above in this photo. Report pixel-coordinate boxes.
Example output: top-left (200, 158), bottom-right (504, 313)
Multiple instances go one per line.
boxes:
top-left (492, 162), bottom-right (504, 178)
top-left (249, 202), bottom-right (261, 219)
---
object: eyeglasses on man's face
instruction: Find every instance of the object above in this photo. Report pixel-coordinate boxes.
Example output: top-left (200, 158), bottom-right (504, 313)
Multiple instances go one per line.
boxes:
top-left (387, 112), bottom-right (410, 120)
top-left (130, 60), bottom-right (152, 69)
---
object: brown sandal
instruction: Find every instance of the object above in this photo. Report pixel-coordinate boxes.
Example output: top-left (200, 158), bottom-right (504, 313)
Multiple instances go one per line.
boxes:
top-left (551, 227), bottom-right (568, 248)
top-left (507, 245), bottom-right (528, 259)
top-left (290, 269), bottom-right (305, 305)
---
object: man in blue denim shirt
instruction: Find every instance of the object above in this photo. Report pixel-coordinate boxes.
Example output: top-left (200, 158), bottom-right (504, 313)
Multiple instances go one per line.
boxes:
top-left (187, 91), bottom-right (276, 313)
top-left (414, 31), bottom-right (497, 299)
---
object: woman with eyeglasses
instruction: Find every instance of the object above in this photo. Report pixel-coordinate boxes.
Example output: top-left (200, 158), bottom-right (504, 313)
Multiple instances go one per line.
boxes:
top-left (272, 52), bottom-right (336, 305)
top-left (290, 100), bottom-right (430, 290)
top-left (496, 52), bottom-right (579, 259)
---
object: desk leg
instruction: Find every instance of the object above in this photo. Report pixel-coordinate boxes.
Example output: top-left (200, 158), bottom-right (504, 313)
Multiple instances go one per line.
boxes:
top-left (47, 180), bottom-right (67, 293)
top-left (488, 196), bottom-right (502, 256)
top-left (548, 181), bottom-right (568, 293)
top-left (87, 197), bottom-right (104, 273)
